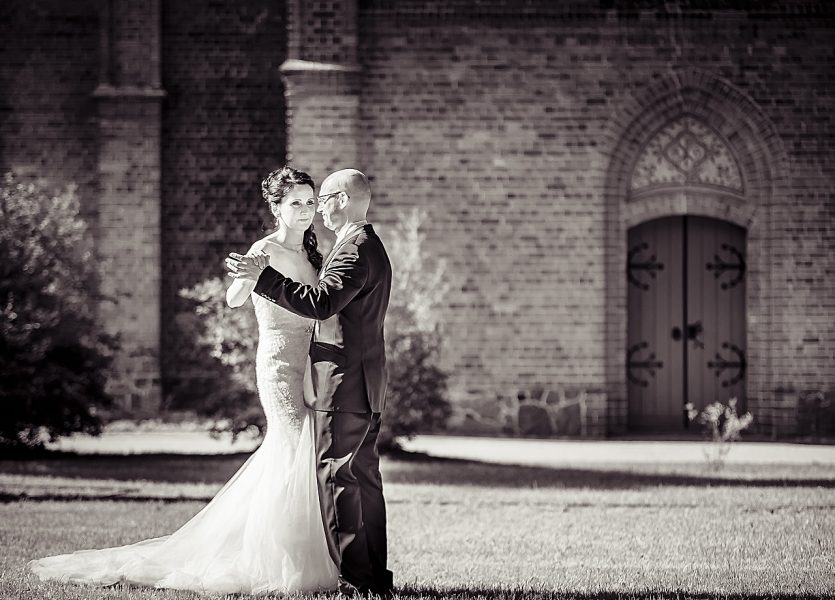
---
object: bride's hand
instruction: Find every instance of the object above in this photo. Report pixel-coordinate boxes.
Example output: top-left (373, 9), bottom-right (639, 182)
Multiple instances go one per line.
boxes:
top-left (247, 250), bottom-right (270, 270)
top-left (226, 251), bottom-right (269, 281)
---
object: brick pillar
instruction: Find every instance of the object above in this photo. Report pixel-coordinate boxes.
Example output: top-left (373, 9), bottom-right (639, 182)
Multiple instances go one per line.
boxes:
top-left (93, 0), bottom-right (164, 413)
top-left (280, 0), bottom-right (362, 185)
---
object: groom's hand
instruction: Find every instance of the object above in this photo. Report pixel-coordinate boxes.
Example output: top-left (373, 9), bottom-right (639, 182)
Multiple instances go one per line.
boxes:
top-left (226, 251), bottom-right (269, 281)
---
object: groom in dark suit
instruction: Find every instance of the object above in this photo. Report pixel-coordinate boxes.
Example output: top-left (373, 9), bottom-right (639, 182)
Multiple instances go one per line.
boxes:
top-left (228, 169), bottom-right (393, 596)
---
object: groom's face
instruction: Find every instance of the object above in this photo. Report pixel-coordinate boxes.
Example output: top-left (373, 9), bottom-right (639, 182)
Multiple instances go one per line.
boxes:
top-left (317, 182), bottom-right (348, 231)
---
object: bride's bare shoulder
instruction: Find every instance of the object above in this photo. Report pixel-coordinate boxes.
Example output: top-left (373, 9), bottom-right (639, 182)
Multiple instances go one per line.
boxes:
top-left (248, 233), bottom-right (278, 254)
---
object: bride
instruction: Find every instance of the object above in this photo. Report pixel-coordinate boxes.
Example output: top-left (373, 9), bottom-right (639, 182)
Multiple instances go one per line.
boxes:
top-left (28, 166), bottom-right (339, 595)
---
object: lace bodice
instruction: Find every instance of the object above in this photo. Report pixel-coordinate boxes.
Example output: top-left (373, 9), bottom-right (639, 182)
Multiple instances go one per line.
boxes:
top-left (252, 294), bottom-right (315, 436)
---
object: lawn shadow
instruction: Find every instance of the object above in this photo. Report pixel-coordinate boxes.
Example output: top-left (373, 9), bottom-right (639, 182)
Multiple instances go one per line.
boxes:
top-left (0, 451), bottom-right (250, 483)
top-left (1, 449), bottom-right (834, 493)
top-left (384, 449), bottom-right (835, 489)
top-left (0, 492), bottom-right (213, 504)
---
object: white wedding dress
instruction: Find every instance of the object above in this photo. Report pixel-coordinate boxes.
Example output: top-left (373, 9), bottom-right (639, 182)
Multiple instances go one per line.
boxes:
top-left (28, 295), bottom-right (339, 595)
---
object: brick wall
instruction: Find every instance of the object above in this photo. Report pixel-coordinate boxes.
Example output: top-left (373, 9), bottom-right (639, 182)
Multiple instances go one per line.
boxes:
top-left (279, 0), bottom-right (362, 183)
top-left (0, 0), bottom-right (289, 413)
top-left (359, 3), bottom-right (612, 434)
top-left (93, 0), bottom-right (165, 412)
top-left (0, 0), bottom-right (165, 411)
top-left (95, 96), bottom-right (163, 411)
top-left (159, 0), bottom-right (288, 404)
top-left (2, 0), bottom-right (833, 437)
top-left (352, 1), bottom-right (835, 436)
top-left (761, 16), bottom-right (835, 436)
top-left (0, 0), bottom-right (100, 217)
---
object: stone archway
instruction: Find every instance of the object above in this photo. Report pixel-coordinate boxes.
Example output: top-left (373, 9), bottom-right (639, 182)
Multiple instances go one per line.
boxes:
top-left (603, 69), bottom-right (789, 435)
top-left (624, 115), bottom-right (750, 432)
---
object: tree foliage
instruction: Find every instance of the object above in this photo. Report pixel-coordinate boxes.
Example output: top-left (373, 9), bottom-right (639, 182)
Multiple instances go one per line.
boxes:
top-left (377, 208), bottom-right (452, 448)
top-left (177, 278), bottom-right (263, 439)
top-left (0, 173), bottom-right (117, 451)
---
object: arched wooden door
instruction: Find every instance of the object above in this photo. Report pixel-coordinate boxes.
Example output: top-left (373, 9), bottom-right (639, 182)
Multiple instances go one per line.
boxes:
top-left (627, 215), bottom-right (747, 432)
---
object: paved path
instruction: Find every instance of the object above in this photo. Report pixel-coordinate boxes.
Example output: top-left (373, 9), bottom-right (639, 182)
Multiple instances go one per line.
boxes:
top-left (48, 431), bottom-right (835, 466)
top-left (400, 435), bottom-right (835, 466)
top-left (48, 430), bottom-right (261, 455)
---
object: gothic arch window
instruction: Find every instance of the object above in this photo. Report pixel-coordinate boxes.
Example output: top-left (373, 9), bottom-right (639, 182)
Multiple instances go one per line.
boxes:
top-left (629, 115), bottom-right (744, 199)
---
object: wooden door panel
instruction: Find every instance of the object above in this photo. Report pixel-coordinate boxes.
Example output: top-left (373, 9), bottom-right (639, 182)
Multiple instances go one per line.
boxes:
top-left (686, 216), bottom-right (747, 413)
top-left (627, 215), bottom-right (747, 432)
top-left (627, 217), bottom-right (684, 431)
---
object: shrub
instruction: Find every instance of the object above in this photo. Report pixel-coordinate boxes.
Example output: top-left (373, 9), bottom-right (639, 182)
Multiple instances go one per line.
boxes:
top-left (378, 208), bottom-right (452, 449)
top-left (179, 208), bottom-right (452, 450)
top-left (686, 398), bottom-right (753, 470)
top-left (379, 326), bottom-right (450, 449)
top-left (177, 278), bottom-right (263, 439)
top-left (0, 173), bottom-right (117, 451)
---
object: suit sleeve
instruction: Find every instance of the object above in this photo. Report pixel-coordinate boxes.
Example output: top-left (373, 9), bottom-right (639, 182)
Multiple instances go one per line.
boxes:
top-left (253, 242), bottom-right (368, 320)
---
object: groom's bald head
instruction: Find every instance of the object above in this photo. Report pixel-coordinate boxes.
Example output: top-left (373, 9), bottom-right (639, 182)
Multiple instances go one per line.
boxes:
top-left (319, 168), bottom-right (371, 220)
top-left (316, 168), bottom-right (372, 231)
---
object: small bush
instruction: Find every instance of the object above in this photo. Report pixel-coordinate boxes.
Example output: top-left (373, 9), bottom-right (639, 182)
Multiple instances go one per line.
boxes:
top-left (0, 173), bottom-right (117, 451)
top-left (686, 398), bottom-right (753, 470)
top-left (379, 326), bottom-right (450, 449)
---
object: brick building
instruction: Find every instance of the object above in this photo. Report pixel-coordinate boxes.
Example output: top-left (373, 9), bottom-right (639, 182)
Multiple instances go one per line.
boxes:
top-left (2, 1), bottom-right (833, 438)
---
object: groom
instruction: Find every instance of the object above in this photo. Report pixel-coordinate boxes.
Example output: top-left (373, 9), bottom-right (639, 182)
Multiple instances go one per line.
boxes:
top-left (228, 169), bottom-right (393, 596)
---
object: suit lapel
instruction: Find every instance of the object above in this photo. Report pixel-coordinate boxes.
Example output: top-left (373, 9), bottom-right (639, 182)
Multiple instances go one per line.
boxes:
top-left (314, 225), bottom-right (374, 341)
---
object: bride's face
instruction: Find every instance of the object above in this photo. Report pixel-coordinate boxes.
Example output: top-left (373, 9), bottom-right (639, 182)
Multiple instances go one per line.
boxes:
top-left (273, 184), bottom-right (316, 231)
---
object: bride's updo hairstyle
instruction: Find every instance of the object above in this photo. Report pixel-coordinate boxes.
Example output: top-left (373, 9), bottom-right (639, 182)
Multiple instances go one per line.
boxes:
top-left (261, 166), bottom-right (323, 272)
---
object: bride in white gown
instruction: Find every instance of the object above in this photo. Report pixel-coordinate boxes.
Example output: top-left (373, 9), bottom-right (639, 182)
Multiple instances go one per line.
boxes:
top-left (28, 166), bottom-right (339, 595)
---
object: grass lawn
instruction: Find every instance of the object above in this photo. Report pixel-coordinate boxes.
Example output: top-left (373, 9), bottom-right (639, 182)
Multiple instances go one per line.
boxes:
top-left (0, 450), bottom-right (833, 599)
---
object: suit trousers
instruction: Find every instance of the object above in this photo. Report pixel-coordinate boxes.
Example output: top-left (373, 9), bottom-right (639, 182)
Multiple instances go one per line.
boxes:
top-left (313, 410), bottom-right (393, 592)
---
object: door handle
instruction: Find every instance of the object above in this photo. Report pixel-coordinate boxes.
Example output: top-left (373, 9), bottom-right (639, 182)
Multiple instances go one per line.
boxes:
top-left (687, 321), bottom-right (704, 349)
top-left (673, 323), bottom-right (704, 347)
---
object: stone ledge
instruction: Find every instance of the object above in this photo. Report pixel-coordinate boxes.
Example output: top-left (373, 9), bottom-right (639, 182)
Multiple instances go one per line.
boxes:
top-left (279, 58), bottom-right (361, 74)
top-left (93, 84), bottom-right (167, 99)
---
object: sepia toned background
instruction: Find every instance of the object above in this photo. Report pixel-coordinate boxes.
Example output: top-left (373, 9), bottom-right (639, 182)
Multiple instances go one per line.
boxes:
top-left (2, 0), bottom-right (833, 439)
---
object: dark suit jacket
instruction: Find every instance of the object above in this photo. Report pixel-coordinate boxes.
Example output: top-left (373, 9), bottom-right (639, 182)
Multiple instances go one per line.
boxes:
top-left (253, 224), bottom-right (392, 413)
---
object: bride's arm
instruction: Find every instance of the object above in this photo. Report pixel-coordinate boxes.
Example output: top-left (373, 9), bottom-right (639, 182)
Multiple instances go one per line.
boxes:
top-left (226, 278), bottom-right (256, 308)
top-left (226, 242), bottom-right (268, 308)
